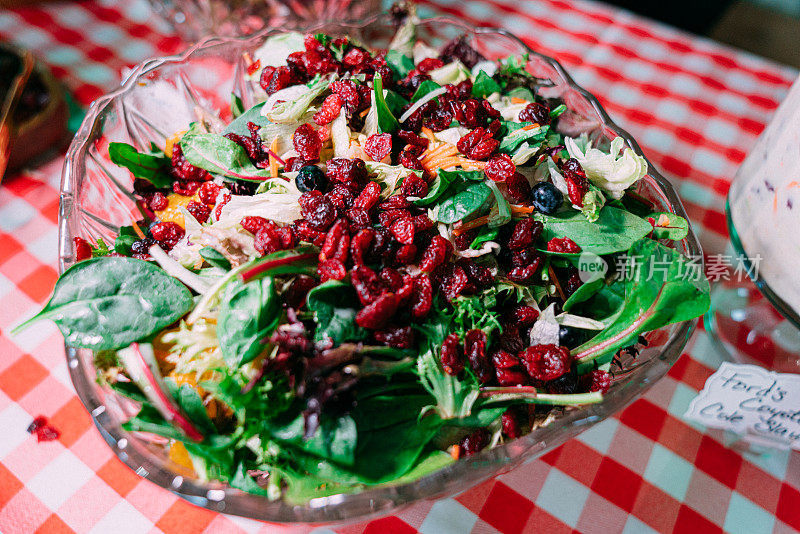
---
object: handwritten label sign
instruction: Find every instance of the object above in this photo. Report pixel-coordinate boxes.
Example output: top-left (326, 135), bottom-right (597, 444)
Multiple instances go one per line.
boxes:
top-left (684, 362), bottom-right (800, 450)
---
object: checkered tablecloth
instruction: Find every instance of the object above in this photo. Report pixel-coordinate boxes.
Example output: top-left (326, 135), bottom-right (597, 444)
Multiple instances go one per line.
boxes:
top-left (1, 0), bottom-right (798, 532)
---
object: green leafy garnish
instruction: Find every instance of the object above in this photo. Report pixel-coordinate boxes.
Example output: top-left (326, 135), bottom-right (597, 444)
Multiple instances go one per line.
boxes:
top-left (471, 70), bottom-right (501, 98)
top-left (536, 206), bottom-right (653, 255)
top-left (306, 280), bottom-right (368, 345)
top-left (217, 277), bottom-right (281, 368)
top-left (108, 142), bottom-right (171, 188)
top-left (373, 73), bottom-right (400, 133)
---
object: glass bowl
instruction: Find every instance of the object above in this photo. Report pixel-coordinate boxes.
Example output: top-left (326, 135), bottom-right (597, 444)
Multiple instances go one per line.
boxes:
top-left (60, 13), bottom-right (703, 524)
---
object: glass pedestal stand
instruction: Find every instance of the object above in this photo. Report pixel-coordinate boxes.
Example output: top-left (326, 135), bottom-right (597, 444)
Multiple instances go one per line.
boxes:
top-left (705, 202), bottom-right (800, 373)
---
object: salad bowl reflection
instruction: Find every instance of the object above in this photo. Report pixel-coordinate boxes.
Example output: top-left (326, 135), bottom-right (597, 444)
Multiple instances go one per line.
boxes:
top-left (60, 11), bottom-right (704, 524)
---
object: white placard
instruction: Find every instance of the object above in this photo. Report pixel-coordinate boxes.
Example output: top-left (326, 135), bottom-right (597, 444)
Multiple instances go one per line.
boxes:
top-left (684, 362), bottom-right (800, 450)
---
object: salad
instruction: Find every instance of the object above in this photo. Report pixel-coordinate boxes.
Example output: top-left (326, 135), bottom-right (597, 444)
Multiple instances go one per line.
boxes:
top-left (18, 9), bottom-right (710, 503)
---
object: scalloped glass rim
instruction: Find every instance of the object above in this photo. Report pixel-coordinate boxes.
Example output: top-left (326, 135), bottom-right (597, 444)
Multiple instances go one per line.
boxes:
top-left (60, 13), bottom-right (703, 524)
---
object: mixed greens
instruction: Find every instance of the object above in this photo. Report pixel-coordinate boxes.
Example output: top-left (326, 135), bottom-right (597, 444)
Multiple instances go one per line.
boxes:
top-left (17, 8), bottom-right (710, 503)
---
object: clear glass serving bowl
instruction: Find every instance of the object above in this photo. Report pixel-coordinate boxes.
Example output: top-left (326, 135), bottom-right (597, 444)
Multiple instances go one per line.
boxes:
top-left (60, 13), bottom-right (703, 524)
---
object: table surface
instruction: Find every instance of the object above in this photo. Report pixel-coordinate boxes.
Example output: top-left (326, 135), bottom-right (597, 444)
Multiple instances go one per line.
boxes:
top-left (1, 0), bottom-right (799, 533)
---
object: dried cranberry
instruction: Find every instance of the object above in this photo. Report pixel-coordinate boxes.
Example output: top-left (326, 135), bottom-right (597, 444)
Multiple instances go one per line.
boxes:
top-left (318, 258), bottom-right (347, 282)
top-left (546, 237), bottom-right (581, 253)
top-left (172, 180), bottom-right (202, 197)
top-left (326, 158), bottom-right (368, 185)
top-left (389, 216), bottom-right (415, 245)
top-left (342, 47), bottom-right (370, 69)
top-left (417, 57), bottom-right (444, 73)
top-left (27, 416), bottom-right (60, 442)
top-left (518, 102), bottom-right (551, 125)
top-left (150, 222), bottom-right (184, 250)
top-left (400, 174), bottom-right (429, 198)
top-left (275, 226), bottom-right (297, 249)
top-left (519, 344), bottom-right (572, 382)
top-left (214, 193), bottom-right (231, 220)
top-left (293, 219), bottom-right (327, 246)
top-left (379, 196), bottom-right (411, 210)
top-left (564, 270), bottom-right (582, 296)
top-left (499, 328), bottom-right (525, 354)
top-left (285, 274), bottom-right (317, 308)
top-left (440, 36), bottom-right (486, 69)
top-left (399, 148), bottom-right (424, 170)
top-left (501, 408), bottom-right (523, 439)
top-left (505, 172), bottom-right (532, 203)
top-left (351, 265), bottom-right (385, 305)
top-left (363, 133), bottom-right (392, 162)
top-left (560, 158), bottom-right (589, 206)
top-left (330, 80), bottom-right (362, 116)
top-left (424, 107), bottom-right (454, 132)
top-left (464, 329), bottom-right (492, 383)
top-left (420, 236), bottom-right (453, 272)
top-left (589, 370), bottom-right (612, 393)
top-left (326, 184), bottom-right (355, 211)
top-left (74, 237), bottom-right (92, 261)
top-left (508, 246), bottom-right (539, 268)
top-left (506, 260), bottom-right (542, 284)
top-left (484, 153), bottom-right (516, 182)
top-left (301, 195), bottom-right (337, 231)
top-left (457, 127), bottom-right (498, 160)
top-left (130, 237), bottom-right (156, 258)
top-left (198, 182), bottom-right (222, 205)
top-left (171, 144), bottom-right (209, 182)
top-left (313, 94), bottom-right (343, 125)
top-left (454, 229), bottom-right (478, 250)
top-left (260, 65), bottom-right (296, 95)
top-left (376, 267), bottom-right (402, 291)
top-left (459, 428), bottom-right (490, 456)
top-left (320, 218), bottom-right (350, 263)
top-left (507, 218), bottom-right (543, 250)
top-left (397, 130), bottom-right (429, 149)
top-left (439, 263), bottom-right (468, 301)
top-left (284, 157), bottom-right (311, 172)
top-left (293, 123), bottom-right (322, 161)
top-left (440, 333), bottom-right (464, 375)
top-left (509, 305), bottom-right (539, 327)
top-left (410, 273), bottom-right (433, 319)
top-left (449, 79), bottom-right (474, 100)
top-left (374, 325), bottom-right (414, 349)
top-left (147, 192), bottom-right (169, 211)
top-left (254, 225), bottom-right (282, 255)
top-left (395, 243), bottom-right (418, 265)
top-left (356, 292), bottom-right (399, 329)
top-left (186, 201), bottom-right (210, 223)
top-left (459, 259), bottom-right (494, 288)
top-left (349, 228), bottom-right (375, 265)
top-left (412, 213), bottom-right (435, 232)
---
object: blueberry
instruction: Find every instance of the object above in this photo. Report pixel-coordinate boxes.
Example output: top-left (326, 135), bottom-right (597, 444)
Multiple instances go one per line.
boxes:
top-left (531, 182), bottom-right (563, 214)
top-left (558, 325), bottom-right (587, 349)
top-left (295, 165), bottom-right (328, 193)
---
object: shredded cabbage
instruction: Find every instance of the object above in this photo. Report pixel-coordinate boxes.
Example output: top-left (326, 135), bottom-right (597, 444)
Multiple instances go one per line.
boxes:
top-left (252, 32), bottom-right (305, 71)
top-left (218, 182), bottom-right (303, 225)
top-left (365, 161), bottom-right (421, 198)
top-left (565, 135), bottom-right (647, 199)
top-left (428, 60), bottom-right (471, 85)
top-left (265, 74), bottom-right (335, 124)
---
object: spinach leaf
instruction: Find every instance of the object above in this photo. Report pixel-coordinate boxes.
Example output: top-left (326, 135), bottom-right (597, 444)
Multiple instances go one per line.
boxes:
top-left (574, 239), bottom-right (710, 372)
top-left (384, 89), bottom-right (409, 118)
top-left (648, 212), bottom-right (689, 240)
top-left (471, 70), bottom-right (501, 98)
top-left (562, 275), bottom-right (604, 312)
top-left (166, 381), bottom-right (216, 434)
top-left (230, 93), bottom-right (245, 119)
top-left (486, 180), bottom-right (511, 227)
top-left (199, 246), bottom-right (231, 271)
top-left (499, 124), bottom-right (548, 154)
top-left (229, 462), bottom-right (271, 496)
top-left (113, 226), bottom-right (138, 256)
top-left (389, 450), bottom-right (453, 485)
top-left (373, 73), bottom-right (400, 134)
top-left (14, 257), bottom-right (193, 350)
top-left (413, 168), bottom-right (455, 207)
top-left (269, 412), bottom-right (358, 467)
top-left (385, 49), bottom-right (414, 79)
top-left (438, 168), bottom-right (485, 182)
top-left (536, 206), bottom-right (653, 255)
top-left (108, 142), bottom-right (172, 188)
top-left (411, 79), bottom-right (442, 102)
top-left (306, 280), bottom-right (368, 345)
top-left (180, 132), bottom-right (271, 182)
top-left (218, 277), bottom-right (281, 368)
top-left (506, 86), bottom-right (535, 101)
top-left (435, 180), bottom-right (493, 224)
top-left (470, 226), bottom-right (499, 249)
top-left (222, 101), bottom-right (270, 137)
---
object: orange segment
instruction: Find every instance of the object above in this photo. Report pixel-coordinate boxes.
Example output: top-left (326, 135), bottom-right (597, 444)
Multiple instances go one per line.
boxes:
top-left (155, 193), bottom-right (199, 227)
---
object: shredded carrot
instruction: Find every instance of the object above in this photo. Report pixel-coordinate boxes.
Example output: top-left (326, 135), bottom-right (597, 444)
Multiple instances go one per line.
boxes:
top-left (269, 137), bottom-right (279, 178)
top-left (510, 97), bottom-right (527, 104)
top-left (453, 215), bottom-right (491, 236)
top-left (421, 143), bottom-right (457, 164)
top-left (522, 123), bottom-right (540, 130)
top-left (242, 52), bottom-right (253, 66)
top-left (131, 220), bottom-right (146, 240)
top-left (450, 446), bottom-right (461, 460)
top-left (510, 205), bottom-right (535, 215)
top-left (424, 154), bottom-right (462, 170)
top-left (420, 126), bottom-right (436, 142)
top-left (549, 265), bottom-right (566, 301)
top-left (424, 156), bottom-right (486, 173)
top-left (359, 108), bottom-right (370, 118)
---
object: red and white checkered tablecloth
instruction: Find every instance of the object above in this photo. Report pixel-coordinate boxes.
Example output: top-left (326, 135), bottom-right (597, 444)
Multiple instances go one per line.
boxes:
top-left (1, 0), bottom-right (799, 532)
